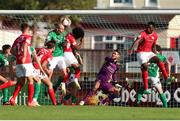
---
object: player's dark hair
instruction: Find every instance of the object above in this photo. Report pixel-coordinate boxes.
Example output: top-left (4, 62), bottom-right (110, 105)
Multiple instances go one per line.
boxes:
top-left (147, 21), bottom-right (156, 28)
top-left (72, 27), bottom-right (84, 39)
top-left (2, 44), bottom-right (11, 53)
top-left (156, 44), bottom-right (162, 52)
top-left (114, 49), bottom-right (121, 55)
top-left (46, 40), bottom-right (56, 49)
top-left (20, 23), bottom-right (30, 32)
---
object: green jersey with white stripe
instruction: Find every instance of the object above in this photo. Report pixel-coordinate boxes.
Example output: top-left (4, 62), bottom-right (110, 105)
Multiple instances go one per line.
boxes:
top-left (46, 30), bottom-right (67, 57)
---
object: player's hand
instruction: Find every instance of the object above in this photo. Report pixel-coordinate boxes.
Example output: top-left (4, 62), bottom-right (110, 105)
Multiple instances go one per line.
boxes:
top-left (127, 49), bottom-right (133, 55)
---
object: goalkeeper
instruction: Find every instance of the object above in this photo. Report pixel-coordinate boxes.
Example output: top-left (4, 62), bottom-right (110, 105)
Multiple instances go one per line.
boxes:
top-left (137, 44), bottom-right (170, 108)
top-left (80, 49), bottom-right (122, 105)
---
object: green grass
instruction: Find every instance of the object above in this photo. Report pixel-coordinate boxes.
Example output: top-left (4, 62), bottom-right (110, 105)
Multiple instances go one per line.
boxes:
top-left (0, 106), bottom-right (180, 120)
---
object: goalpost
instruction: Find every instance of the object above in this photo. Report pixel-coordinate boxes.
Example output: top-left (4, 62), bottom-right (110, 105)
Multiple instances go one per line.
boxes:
top-left (0, 10), bottom-right (180, 107)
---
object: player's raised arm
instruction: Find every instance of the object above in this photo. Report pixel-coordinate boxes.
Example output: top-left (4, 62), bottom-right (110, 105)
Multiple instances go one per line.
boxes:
top-left (22, 43), bottom-right (28, 63)
top-left (31, 49), bottom-right (46, 75)
top-left (41, 60), bottom-right (51, 76)
top-left (128, 36), bottom-right (143, 55)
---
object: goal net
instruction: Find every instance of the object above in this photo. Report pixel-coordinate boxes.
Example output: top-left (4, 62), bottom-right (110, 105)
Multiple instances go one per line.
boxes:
top-left (0, 10), bottom-right (180, 107)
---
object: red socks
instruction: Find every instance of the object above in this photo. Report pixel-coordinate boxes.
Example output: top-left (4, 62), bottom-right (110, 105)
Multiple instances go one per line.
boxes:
top-left (142, 70), bottom-right (148, 90)
top-left (0, 80), bottom-right (15, 89)
top-left (11, 82), bottom-right (24, 100)
top-left (158, 62), bottom-right (168, 79)
top-left (75, 68), bottom-right (81, 78)
top-left (28, 84), bottom-right (34, 104)
top-left (48, 88), bottom-right (57, 105)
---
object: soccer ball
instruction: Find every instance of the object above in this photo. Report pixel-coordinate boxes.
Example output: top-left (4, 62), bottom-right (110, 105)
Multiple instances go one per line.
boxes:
top-left (62, 17), bottom-right (71, 27)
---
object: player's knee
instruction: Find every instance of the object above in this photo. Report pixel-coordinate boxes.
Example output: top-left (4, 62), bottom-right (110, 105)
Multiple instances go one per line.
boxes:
top-left (151, 56), bottom-right (160, 63)
top-left (141, 63), bottom-right (148, 71)
top-left (47, 82), bottom-right (53, 89)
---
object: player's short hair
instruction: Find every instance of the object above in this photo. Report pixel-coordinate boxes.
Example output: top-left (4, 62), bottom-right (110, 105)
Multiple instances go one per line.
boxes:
top-left (2, 44), bottom-right (11, 53)
top-left (156, 44), bottom-right (162, 52)
top-left (114, 49), bottom-right (121, 55)
top-left (147, 21), bottom-right (156, 28)
top-left (45, 40), bottom-right (56, 49)
top-left (72, 27), bottom-right (85, 39)
top-left (20, 23), bottom-right (30, 32)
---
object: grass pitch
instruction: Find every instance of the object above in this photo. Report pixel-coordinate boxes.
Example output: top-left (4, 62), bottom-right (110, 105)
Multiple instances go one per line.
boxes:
top-left (0, 105), bottom-right (180, 120)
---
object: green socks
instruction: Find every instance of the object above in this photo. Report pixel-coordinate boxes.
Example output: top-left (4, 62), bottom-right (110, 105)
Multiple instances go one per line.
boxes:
top-left (137, 88), bottom-right (144, 103)
top-left (2, 88), bottom-right (9, 103)
top-left (53, 77), bottom-right (63, 92)
top-left (71, 95), bottom-right (77, 104)
top-left (160, 93), bottom-right (168, 108)
top-left (33, 83), bottom-right (41, 101)
top-left (64, 94), bottom-right (71, 101)
top-left (63, 94), bottom-right (77, 104)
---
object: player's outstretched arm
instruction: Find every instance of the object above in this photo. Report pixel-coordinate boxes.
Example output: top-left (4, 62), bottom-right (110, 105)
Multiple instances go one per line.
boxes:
top-left (41, 60), bottom-right (51, 77)
top-left (128, 37), bottom-right (142, 55)
top-left (32, 52), bottom-right (46, 75)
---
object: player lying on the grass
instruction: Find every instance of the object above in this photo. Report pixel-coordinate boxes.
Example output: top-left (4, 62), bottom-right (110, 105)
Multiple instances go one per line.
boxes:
top-left (53, 27), bottom-right (85, 94)
top-left (9, 23), bottom-right (35, 106)
top-left (128, 22), bottom-right (172, 94)
top-left (0, 44), bottom-right (16, 104)
top-left (61, 51), bottom-right (83, 105)
top-left (45, 23), bottom-right (68, 95)
top-left (79, 49), bottom-right (122, 105)
top-left (137, 45), bottom-right (169, 108)
top-left (30, 41), bottom-right (57, 106)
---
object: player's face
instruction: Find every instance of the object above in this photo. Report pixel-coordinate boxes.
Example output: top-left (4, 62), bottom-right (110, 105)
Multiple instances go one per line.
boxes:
top-left (56, 24), bottom-right (64, 33)
top-left (6, 48), bottom-right (11, 55)
top-left (111, 51), bottom-right (120, 60)
top-left (146, 25), bottom-right (154, 34)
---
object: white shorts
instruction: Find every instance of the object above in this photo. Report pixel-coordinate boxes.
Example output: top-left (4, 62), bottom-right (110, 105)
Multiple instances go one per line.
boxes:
top-left (16, 63), bottom-right (34, 78)
top-left (33, 68), bottom-right (48, 80)
top-left (148, 73), bottom-right (160, 86)
top-left (64, 52), bottom-right (78, 67)
top-left (49, 56), bottom-right (66, 70)
top-left (137, 52), bottom-right (156, 64)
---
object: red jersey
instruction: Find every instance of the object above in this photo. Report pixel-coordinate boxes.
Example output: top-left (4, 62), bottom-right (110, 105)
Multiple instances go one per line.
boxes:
top-left (33, 48), bottom-right (53, 69)
top-left (12, 34), bottom-right (32, 64)
top-left (136, 30), bottom-right (158, 52)
top-left (64, 33), bottom-right (77, 52)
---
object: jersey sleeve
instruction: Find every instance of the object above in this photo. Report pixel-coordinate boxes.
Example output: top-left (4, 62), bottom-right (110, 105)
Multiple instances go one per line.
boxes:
top-left (67, 34), bottom-right (76, 46)
top-left (70, 35), bottom-right (77, 46)
top-left (25, 36), bottom-right (32, 45)
top-left (46, 32), bottom-right (53, 42)
top-left (137, 31), bottom-right (145, 39)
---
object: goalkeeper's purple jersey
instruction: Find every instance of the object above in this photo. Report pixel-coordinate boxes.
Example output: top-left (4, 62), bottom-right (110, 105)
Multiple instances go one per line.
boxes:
top-left (97, 57), bottom-right (119, 83)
